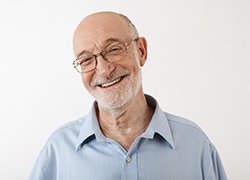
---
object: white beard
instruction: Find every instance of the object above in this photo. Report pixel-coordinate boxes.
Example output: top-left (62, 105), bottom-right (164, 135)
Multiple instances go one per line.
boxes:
top-left (90, 69), bottom-right (142, 113)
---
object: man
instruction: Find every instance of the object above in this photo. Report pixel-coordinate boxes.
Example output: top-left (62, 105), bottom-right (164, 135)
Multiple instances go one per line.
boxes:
top-left (29, 11), bottom-right (227, 180)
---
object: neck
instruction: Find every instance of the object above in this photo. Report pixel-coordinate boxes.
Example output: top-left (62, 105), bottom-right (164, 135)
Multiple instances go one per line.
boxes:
top-left (96, 93), bottom-right (153, 151)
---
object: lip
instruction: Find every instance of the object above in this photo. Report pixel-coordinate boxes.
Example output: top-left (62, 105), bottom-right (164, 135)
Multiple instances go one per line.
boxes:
top-left (97, 75), bottom-right (128, 89)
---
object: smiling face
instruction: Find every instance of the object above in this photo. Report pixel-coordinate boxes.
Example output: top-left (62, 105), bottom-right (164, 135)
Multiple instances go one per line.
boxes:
top-left (73, 12), bottom-right (148, 112)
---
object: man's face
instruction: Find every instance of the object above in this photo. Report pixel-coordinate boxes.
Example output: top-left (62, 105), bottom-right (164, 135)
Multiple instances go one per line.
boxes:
top-left (73, 13), bottom-right (147, 111)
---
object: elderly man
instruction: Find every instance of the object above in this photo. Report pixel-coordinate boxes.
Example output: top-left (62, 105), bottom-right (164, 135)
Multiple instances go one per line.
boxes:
top-left (29, 11), bottom-right (227, 180)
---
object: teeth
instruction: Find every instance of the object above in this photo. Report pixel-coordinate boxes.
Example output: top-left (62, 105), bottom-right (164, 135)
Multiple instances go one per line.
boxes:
top-left (101, 77), bottom-right (122, 88)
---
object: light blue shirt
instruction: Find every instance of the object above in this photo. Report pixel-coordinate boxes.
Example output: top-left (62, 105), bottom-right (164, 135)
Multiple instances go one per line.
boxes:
top-left (29, 95), bottom-right (227, 180)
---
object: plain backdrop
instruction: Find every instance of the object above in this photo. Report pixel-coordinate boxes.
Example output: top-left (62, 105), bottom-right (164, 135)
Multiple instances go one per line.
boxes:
top-left (0, 0), bottom-right (249, 179)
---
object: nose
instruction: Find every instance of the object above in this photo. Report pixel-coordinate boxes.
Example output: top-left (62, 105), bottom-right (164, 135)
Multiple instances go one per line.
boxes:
top-left (95, 54), bottom-right (115, 76)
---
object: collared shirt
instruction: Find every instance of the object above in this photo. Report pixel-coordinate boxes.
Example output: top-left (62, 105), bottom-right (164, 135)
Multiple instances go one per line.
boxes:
top-left (29, 95), bottom-right (227, 180)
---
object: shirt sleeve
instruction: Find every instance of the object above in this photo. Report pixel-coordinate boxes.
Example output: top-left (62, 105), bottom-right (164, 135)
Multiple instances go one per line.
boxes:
top-left (29, 150), bottom-right (46, 180)
top-left (29, 141), bottom-right (56, 180)
top-left (205, 144), bottom-right (228, 180)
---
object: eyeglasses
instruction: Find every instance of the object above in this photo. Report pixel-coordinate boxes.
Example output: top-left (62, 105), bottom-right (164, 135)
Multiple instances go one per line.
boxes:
top-left (73, 38), bottom-right (138, 73)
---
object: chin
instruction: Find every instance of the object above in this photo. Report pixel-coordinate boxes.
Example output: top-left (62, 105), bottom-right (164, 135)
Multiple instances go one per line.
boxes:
top-left (92, 69), bottom-right (142, 113)
top-left (93, 86), bottom-right (134, 112)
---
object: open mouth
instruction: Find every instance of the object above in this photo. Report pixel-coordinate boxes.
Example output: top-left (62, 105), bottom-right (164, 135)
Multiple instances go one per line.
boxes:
top-left (97, 75), bottom-right (126, 88)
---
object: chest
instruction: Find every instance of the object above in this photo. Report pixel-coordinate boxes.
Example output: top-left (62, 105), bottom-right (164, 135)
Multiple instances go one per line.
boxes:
top-left (55, 139), bottom-right (204, 180)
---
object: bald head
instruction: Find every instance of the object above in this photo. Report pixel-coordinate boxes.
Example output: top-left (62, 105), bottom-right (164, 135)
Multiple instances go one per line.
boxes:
top-left (73, 11), bottom-right (139, 57)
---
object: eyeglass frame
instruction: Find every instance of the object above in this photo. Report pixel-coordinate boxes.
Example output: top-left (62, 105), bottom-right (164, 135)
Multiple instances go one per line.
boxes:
top-left (72, 37), bottom-right (139, 73)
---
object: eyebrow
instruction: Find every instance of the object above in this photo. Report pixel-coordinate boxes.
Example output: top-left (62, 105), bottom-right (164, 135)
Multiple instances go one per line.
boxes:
top-left (76, 37), bottom-right (124, 58)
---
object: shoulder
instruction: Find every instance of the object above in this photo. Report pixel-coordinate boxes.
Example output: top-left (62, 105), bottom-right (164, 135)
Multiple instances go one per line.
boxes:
top-left (30, 118), bottom-right (87, 179)
top-left (46, 117), bottom-right (85, 145)
top-left (55, 117), bottom-right (84, 133)
top-left (164, 112), bottom-right (211, 142)
top-left (165, 112), bottom-right (202, 130)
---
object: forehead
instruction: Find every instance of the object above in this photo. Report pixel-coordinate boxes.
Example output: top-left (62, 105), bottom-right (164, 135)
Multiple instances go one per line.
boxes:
top-left (73, 13), bottom-right (132, 55)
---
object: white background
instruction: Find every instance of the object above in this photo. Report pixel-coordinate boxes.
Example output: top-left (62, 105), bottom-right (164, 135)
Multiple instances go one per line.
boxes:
top-left (0, 0), bottom-right (249, 179)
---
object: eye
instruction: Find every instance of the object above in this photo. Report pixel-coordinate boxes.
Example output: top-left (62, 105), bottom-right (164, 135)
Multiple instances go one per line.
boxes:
top-left (79, 56), bottom-right (94, 65)
top-left (106, 44), bottom-right (124, 55)
top-left (111, 46), bottom-right (122, 51)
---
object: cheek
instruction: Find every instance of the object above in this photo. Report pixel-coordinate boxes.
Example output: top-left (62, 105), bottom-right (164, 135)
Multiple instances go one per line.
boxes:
top-left (129, 59), bottom-right (141, 74)
top-left (121, 53), bottom-right (141, 69)
top-left (128, 51), bottom-right (142, 68)
top-left (81, 74), bottom-right (93, 90)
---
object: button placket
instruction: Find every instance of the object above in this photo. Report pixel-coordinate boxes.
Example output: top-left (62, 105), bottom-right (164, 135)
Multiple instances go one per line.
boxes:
top-left (125, 156), bottom-right (131, 163)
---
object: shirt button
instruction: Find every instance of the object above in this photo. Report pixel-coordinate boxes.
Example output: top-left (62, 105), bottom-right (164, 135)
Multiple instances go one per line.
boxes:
top-left (125, 156), bottom-right (131, 163)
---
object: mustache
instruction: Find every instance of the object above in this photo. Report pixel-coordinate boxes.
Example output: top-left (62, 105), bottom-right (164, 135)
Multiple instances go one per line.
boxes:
top-left (91, 69), bottom-right (130, 87)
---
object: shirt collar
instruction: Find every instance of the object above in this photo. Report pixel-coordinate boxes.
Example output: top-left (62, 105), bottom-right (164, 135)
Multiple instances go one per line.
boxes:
top-left (75, 102), bottom-right (106, 151)
top-left (76, 95), bottom-right (175, 151)
top-left (142, 95), bottom-right (175, 149)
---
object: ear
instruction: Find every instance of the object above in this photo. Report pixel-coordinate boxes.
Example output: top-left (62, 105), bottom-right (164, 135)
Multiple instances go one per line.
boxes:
top-left (136, 37), bottom-right (148, 67)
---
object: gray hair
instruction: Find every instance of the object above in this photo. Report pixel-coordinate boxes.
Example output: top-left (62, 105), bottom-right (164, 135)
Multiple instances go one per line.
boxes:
top-left (118, 13), bottom-right (139, 38)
